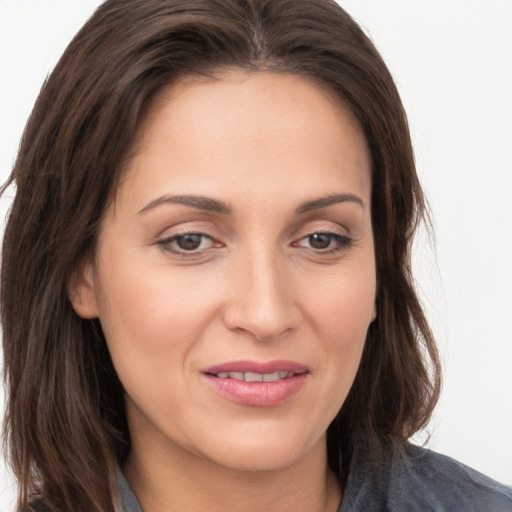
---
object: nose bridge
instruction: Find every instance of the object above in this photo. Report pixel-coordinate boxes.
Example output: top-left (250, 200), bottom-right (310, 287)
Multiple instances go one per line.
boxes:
top-left (224, 243), bottom-right (298, 340)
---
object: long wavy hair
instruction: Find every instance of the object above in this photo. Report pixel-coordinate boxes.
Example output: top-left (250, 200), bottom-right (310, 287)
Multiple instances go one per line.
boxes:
top-left (1, 0), bottom-right (441, 510)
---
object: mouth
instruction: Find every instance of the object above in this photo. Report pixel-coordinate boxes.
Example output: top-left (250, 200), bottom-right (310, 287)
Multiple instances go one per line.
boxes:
top-left (207, 370), bottom-right (298, 382)
top-left (201, 360), bottom-right (309, 406)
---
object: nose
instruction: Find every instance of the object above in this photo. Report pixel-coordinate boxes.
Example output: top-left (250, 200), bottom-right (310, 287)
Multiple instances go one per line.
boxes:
top-left (223, 250), bottom-right (301, 341)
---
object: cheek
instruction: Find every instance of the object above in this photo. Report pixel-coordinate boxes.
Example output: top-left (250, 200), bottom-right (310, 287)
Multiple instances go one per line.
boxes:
top-left (303, 261), bottom-right (375, 399)
top-left (93, 265), bottom-right (213, 421)
top-left (94, 258), bottom-right (226, 382)
top-left (305, 262), bottom-right (376, 343)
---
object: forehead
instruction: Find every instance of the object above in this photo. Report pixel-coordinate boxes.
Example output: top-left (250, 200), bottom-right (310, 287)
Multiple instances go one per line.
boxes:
top-left (118, 70), bottom-right (371, 211)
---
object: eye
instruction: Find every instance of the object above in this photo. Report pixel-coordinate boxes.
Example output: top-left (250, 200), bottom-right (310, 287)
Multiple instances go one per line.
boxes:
top-left (295, 232), bottom-right (352, 253)
top-left (158, 232), bottom-right (215, 254)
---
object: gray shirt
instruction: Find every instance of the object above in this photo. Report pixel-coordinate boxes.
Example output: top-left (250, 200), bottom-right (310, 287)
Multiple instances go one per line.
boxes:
top-left (118, 445), bottom-right (512, 511)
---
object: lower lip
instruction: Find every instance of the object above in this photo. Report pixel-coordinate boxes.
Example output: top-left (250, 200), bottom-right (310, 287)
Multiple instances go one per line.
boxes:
top-left (203, 373), bottom-right (307, 406)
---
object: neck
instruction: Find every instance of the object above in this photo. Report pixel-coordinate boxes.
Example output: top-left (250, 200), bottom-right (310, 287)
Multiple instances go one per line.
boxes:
top-left (123, 434), bottom-right (341, 512)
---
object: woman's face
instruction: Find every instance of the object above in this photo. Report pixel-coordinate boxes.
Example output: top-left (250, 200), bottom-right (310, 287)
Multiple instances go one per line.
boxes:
top-left (70, 71), bottom-right (376, 473)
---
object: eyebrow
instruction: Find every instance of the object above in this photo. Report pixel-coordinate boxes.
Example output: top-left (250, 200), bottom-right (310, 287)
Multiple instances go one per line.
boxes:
top-left (138, 192), bottom-right (364, 216)
top-left (295, 193), bottom-right (365, 214)
top-left (138, 195), bottom-right (232, 215)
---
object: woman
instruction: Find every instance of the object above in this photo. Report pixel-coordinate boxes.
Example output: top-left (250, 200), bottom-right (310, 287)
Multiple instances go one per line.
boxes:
top-left (1, 0), bottom-right (511, 511)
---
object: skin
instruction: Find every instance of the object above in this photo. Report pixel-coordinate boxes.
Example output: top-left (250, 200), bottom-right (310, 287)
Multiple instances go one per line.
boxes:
top-left (69, 71), bottom-right (376, 512)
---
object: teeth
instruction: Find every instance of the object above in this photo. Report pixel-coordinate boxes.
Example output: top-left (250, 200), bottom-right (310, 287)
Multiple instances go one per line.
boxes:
top-left (263, 371), bottom-right (280, 382)
top-left (215, 371), bottom-right (293, 381)
top-left (245, 371), bottom-right (263, 382)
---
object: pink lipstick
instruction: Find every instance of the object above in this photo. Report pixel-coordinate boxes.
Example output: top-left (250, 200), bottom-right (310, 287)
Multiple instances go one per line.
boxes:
top-left (202, 360), bottom-right (308, 406)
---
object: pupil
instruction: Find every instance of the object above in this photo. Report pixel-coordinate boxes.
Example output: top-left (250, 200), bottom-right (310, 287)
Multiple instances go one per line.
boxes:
top-left (309, 233), bottom-right (331, 249)
top-left (177, 234), bottom-right (202, 250)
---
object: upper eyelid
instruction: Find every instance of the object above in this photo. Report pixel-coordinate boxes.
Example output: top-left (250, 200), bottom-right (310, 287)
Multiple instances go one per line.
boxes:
top-left (294, 225), bottom-right (350, 240)
top-left (154, 221), bottom-right (220, 240)
top-left (159, 232), bottom-right (216, 246)
top-left (153, 215), bottom-right (353, 242)
top-left (157, 233), bottom-right (350, 258)
top-left (156, 226), bottom-right (350, 243)
top-left (289, 216), bottom-right (352, 235)
top-left (157, 233), bottom-right (219, 257)
top-left (160, 231), bottom-right (211, 240)
top-left (293, 232), bottom-right (352, 246)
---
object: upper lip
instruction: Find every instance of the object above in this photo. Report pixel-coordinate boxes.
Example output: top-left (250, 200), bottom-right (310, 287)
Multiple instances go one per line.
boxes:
top-left (202, 360), bottom-right (309, 375)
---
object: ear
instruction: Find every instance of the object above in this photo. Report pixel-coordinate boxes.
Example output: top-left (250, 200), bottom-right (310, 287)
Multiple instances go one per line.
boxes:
top-left (67, 260), bottom-right (100, 319)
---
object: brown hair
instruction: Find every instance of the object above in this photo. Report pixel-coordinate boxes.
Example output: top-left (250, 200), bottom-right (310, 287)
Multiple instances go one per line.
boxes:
top-left (1, 0), bottom-right (441, 510)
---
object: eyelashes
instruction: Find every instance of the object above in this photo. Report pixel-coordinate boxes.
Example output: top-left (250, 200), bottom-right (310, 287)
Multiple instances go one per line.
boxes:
top-left (162, 233), bottom-right (215, 252)
top-left (157, 230), bottom-right (352, 258)
top-left (292, 232), bottom-right (352, 253)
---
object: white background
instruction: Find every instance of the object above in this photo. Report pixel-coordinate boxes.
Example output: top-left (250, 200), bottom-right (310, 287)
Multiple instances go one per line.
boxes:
top-left (0, 0), bottom-right (511, 510)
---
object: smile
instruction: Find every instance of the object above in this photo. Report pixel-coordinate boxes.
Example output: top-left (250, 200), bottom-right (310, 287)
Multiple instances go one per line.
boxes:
top-left (202, 360), bottom-right (309, 406)
top-left (213, 371), bottom-right (295, 382)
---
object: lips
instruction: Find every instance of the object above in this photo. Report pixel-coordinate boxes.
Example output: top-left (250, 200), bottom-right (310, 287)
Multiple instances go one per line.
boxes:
top-left (202, 360), bottom-right (308, 406)
top-left (213, 370), bottom-right (294, 382)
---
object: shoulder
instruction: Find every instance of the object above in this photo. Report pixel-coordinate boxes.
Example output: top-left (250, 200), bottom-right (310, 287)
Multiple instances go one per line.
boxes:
top-left (386, 444), bottom-right (512, 511)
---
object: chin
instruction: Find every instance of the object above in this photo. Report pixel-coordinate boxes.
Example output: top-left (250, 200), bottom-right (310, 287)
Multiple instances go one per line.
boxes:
top-left (188, 424), bottom-right (326, 474)
top-left (206, 446), bottom-right (309, 473)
